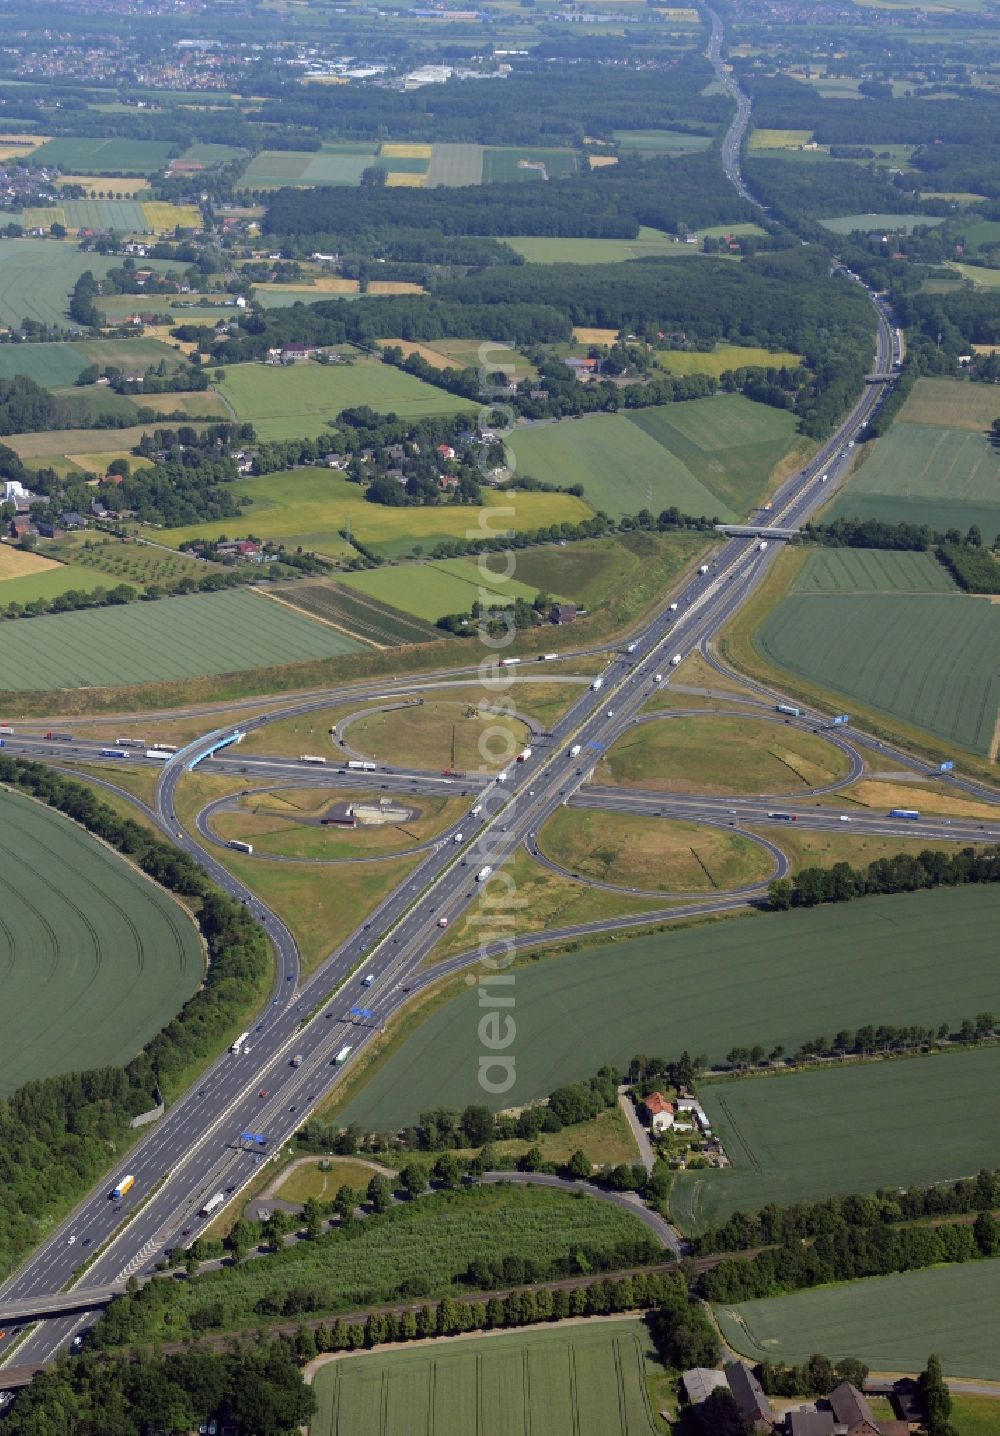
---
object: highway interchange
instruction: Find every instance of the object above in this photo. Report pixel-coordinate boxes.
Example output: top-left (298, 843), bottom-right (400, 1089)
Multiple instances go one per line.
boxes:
top-left (1, 13), bottom-right (999, 1391)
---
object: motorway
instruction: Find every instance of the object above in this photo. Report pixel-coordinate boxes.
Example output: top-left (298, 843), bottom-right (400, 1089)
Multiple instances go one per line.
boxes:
top-left (0, 15), bottom-right (995, 1384)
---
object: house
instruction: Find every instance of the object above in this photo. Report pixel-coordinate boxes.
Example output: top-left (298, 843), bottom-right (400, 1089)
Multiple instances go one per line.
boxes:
top-left (216, 539), bottom-right (261, 561)
top-left (725, 1362), bottom-right (775, 1432)
top-left (281, 342), bottom-right (314, 361)
top-left (89, 501), bottom-right (109, 518)
top-left (682, 1369), bottom-right (729, 1405)
top-left (828, 1383), bottom-right (879, 1436)
top-left (1, 479), bottom-right (27, 502)
top-left (59, 511), bottom-right (86, 530)
top-left (550, 603), bottom-right (578, 625)
top-left (101, 473), bottom-right (125, 486)
top-left (436, 443), bottom-right (456, 460)
top-left (786, 1411), bottom-right (836, 1436)
top-left (35, 520), bottom-right (64, 540)
top-left (564, 356), bottom-right (599, 376)
top-left (642, 1092), bottom-right (675, 1134)
top-left (10, 516), bottom-right (36, 538)
top-left (324, 453), bottom-right (348, 470)
top-left (438, 474), bottom-right (460, 490)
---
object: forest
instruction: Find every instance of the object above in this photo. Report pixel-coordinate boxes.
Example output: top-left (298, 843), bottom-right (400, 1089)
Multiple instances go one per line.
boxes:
top-left (767, 845), bottom-right (1000, 910)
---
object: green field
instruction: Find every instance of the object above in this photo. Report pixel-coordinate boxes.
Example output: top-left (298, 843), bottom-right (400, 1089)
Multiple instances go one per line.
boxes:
top-left (34, 198), bottom-right (148, 232)
top-left (178, 142), bottom-right (248, 167)
top-left (656, 342), bottom-right (802, 378)
top-left (829, 421), bottom-right (1000, 537)
top-left (717, 1258), bottom-right (1000, 1380)
top-left (101, 1185), bottom-right (655, 1341)
top-left (0, 588), bottom-right (363, 692)
top-left (755, 590), bottom-right (1000, 754)
top-left (0, 788), bottom-right (202, 1094)
top-left (482, 147), bottom-right (579, 183)
top-left (27, 137), bottom-right (173, 174)
top-left (217, 360), bottom-right (474, 440)
top-left (506, 227), bottom-right (695, 264)
top-left (948, 262), bottom-right (1000, 288)
top-left (156, 469), bottom-right (592, 561)
top-left (336, 885), bottom-right (1000, 1128)
top-left (674, 1045), bottom-right (1000, 1230)
top-left (509, 399), bottom-right (799, 521)
top-left (0, 560), bottom-right (129, 607)
top-left (240, 145), bottom-right (378, 188)
top-left (310, 1320), bottom-right (663, 1436)
top-left (0, 342), bottom-right (91, 387)
top-left (272, 580), bottom-right (442, 645)
top-left (790, 548), bottom-right (957, 593)
top-left (615, 128), bottom-right (714, 154)
top-left (819, 213), bottom-right (944, 234)
top-left (0, 240), bottom-right (176, 329)
top-left (897, 376), bottom-right (1000, 432)
top-left (340, 557), bottom-right (552, 622)
top-left (424, 142), bottom-right (484, 186)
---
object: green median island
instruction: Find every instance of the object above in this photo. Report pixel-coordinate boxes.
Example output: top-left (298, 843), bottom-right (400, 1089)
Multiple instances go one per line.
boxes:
top-left (0, 788), bottom-right (202, 1094)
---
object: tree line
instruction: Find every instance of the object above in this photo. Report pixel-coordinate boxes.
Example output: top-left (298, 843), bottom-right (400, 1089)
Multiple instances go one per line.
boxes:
top-left (0, 758), bottom-right (270, 1281)
top-left (767, 845), bottom-right (1000, 910)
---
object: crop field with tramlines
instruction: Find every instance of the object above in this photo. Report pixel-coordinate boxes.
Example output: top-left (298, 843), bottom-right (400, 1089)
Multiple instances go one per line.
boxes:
top-left (0, 789), bottom-right (202, 1093)
top-left (271, 580), bottom-right (442, 646)
top-left (311, 1320), bottom-right (664, 1436)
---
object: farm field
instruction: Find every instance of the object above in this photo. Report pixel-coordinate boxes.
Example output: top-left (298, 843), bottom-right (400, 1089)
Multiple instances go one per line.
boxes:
top-left (385, 336), bottom-right (537, 380)
top-left (948, 262), bottom-right (1000, 288)
top-left (0, 342), bottom-right (91, 387)
top-left (748, 128), bottom-right (814, 149)
top-left (537, 808), bottom-right (775, 892)
top-left (239, 144), bottom-right (378, 187)
top-left (505, 227), bottom-right (694, 263)
top-left (597, 714), bottom-right (850, 794)
top-left (268, 580), bottom-right (442, 646)
top-left (896, 376), bottom-right (1000, 432)
top-left (615, 127), bottom-right (714, 153)
top-left (177, 142), bottom-right (248, 167)
top-left (339, 557), bottom-right (553, 623)
top-left (827, 421), bottom-right (1000, 537)
top-left (255, 280), bottom-right (424, 308)
top-left (103, 1185), bottom-right (655, 1341)
top-left (507, 410), bottom-right (727, 521)
top-left (0, 588), bottom-right (363, 693)
top-left (0, 240), bottom-right (176, 329)
top-left (820, 213), bottom-right (944, 234)
top-left (755, 591), bottom-right (1000, 754)
top-left (310, 1319), bottom-right (664, 1436)
top-left (0, 788), bottom-right (202, 1094)
top-left (482, 146), bottom-right (579, 183)
top-left (27, 137), bottom-right (173, 174)
top-left (216, 360), bottom-right (474, 440)
top-left (673, 1046), bottom-right (1000, 1231)
top-left (155, 469), bottom-right (591, 561)
top-left (335, 884), bottom-right (1000, 1128)
top-left (0, 555), bottom-right (124, 606)
top-left (789, 548), bottom-right (957, 593)
top-left (717, 1259), bottom-right (1000, 1379)
top-left (656, 342), bottom-right (802, 378)
top-left (424, 142), bottom-right (484, 186)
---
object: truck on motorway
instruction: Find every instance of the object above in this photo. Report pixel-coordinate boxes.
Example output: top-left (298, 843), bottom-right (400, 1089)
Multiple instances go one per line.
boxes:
top-left (453, 831), bottom-right (463, 843)
top-left (776, 704), bottom-right (801, 717)
top-left (100, 748), bottom-right (130, 759)
top-left (495, 770), bottom-right (509, 783)
top-left (539, 653), bottom-right (557, 661)
top-left (347, 760), bottom-right (377, 772)
top-left (228, 839), bottom-right (253, 855)
top-left (114, 737), bottom-right (145, 748)
top-left (44, 731), bottom-right (73, 741)
top-left (889, 808), bottom-right (920, 820)
top-left (476, 866), bottom-right (493, 882)
top-left (517, 746), bottom-right (532, 762)
top-left (230, 1031), bottom-right (250, 1054)
top-left (200, 1192), bottom-right (225, 1217)
top-left (569, 743), bottom-right (582, 758)
top-left (757, 540), bottom-right (768, 551)
top-left (590, 677), bottom-right (603, 691)
top-left (112, 1175), bottom-right (135, 1200)
top-left (626, 641), bottom-right (638, 654)
top-left (335, 1045), bottom-right (352, 1064)
top-left (670, 654), bottom-right (682, 667)
top-left (668, 602), bottom-right (678, 612)
top-left (0, 725), bottom-right (12, 735)
top-left (499, 657), bottom-right (521, 667)
top-left (698, 564), bottom-right (709, 575)
top-left (299, 754), bottom-right (326, 765)
top-left (766, 811), bottom-right (797, 822)
top-left (653, 673), bottom-right (662, 684)
top-left (145, 749), bottom-right (171, 761)
top-left (150, 743), bottom-right (178, 754)
top-left (290, 1053), bottom-right (304, 1067)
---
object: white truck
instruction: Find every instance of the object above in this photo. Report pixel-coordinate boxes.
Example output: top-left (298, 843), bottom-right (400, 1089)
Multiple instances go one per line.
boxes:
top-left (625, 641), bottom-right (638, 654)
top-left (290, 1053), bottom-right (304, 1067)
top-left (590, 677), bottom-right (603, 691)
top-left (517, 746), bottom-right (532, 762)
top-left (200, 1192), bottom-right (225, 1217)
top-left (230, 1031), bottom-right (250, 1054)
top-left (670, 654), bottom-right (683, 667)
top-left (476, 866), bottom-right (493, 882)
top-left (299, 754), bottom-right (326, 765)
top-left (334, 1045), bottom-right (352, 1064)
top-left (698, 564), bottom-right (709, 575)
top-left (668, 602), bottom-right (678, 612)
top-left (453, 831), bottom-right (463, 843)
top-left (569, 743), bottom-right (582, 758)
top-left (653, 674), bottom-right (662, 683)
top-left (495, 770), bottom-right (509, 783)
top-left (757, 540), bottom-right (768, 551)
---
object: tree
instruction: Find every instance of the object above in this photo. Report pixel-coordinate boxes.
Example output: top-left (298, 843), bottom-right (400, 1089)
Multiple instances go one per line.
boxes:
top-left (919, 1354), bottom-right (956, 1436)
top-left (432, 1152), bottom-right (461, 1189)
top-left (303, 1196), bottom-right (324, 1240)
top-left (367, 1174), bottom-right (393, 1213)
top-left (227, 1219), bottom-right (254, 1264)
top-left (973, 1210), bottom-right (999, 1256)
top-left (399, 1163), bottom-right (427, 1198)
top-left (692, 1388), bottom-right (752, 1435)
top-left (566, 1149), bottom-right (591, 1179)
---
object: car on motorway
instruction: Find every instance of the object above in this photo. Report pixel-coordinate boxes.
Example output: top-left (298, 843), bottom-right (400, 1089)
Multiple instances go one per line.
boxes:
top-left (259, 1089), bottom-right (268, 1098)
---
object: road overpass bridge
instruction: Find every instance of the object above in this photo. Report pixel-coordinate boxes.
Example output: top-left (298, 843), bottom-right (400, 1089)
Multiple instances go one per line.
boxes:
top-left (713, 524), bottom-right (800, 539)
top-left (0, 1283), bottom-right (122, 1325)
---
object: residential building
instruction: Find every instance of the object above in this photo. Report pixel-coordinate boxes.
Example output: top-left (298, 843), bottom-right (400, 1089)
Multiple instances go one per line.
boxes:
top-left (682, 1369), bottom-right (729, 1405)
top-left (550, 603), bottom-right (578, 625)
top-left (786, 1411), bottom-right (837, 1436)
top-left (828, 1383), bottom-right (879, 1436)
top-left (642, 1092), bottom-right (675, 1133)
top-left (725, 1361), bottom-right (775, 1432)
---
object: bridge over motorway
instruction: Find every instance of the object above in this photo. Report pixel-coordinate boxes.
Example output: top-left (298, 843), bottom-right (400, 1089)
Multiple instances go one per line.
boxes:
top-left (0, 1283), bottom-right (122, 1325)
top-left (713, 524), bottom-right (800, 539)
